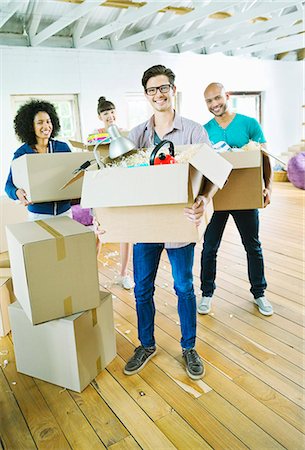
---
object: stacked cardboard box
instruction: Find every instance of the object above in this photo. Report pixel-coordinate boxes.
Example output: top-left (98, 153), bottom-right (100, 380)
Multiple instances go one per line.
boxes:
top-left (0, 266), bottom-right (15, 336)
top-left (0, 196), bottom-right (24, 335)
top-left (6, 216), bottom-right (116, 392)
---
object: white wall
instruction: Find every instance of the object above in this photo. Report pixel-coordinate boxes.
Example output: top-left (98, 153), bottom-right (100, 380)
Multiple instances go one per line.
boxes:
top-left (0, 46), bottom-right (302, 192)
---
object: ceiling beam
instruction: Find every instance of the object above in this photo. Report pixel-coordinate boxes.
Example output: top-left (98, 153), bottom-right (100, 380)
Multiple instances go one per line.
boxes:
top-left (252, 33), bottom-right (304, 57)
top-left (232, 23), bottom-right (304, 55)
top-left (77, 1), bottom-right (169, 48)
top-left (150, 1), bottom-right (303, 52)
top-left (182, 9), bottom-right (302, 53)
top-left (209, 19), bottom-right (304, 55)
top-left (31, 0), bottom-right (101, 46)
top-left (73, 13), bottom-right (92, 45)
top-left (28, 0), bottom-right (44, 43)
top-left (113, 1), bottom-right (236, 50)
top-left (0, 0), bottom-right (20, 29)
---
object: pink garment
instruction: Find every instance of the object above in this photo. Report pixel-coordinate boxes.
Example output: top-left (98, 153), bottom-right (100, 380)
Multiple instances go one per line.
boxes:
top-left (72, 205), bottom-right (93, 226)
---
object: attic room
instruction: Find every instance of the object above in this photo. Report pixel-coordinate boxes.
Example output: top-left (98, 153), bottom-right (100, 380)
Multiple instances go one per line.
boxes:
top-left (0, 1), bottom-right (304, 449)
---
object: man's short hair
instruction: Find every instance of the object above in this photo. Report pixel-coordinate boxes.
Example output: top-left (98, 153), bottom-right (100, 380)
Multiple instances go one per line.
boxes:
top-left (142, 65), bottom-right (175, 89)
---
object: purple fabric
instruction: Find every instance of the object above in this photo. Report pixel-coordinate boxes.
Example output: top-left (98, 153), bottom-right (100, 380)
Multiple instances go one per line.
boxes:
top-left (287, 152), bottom-right (305, 190)
top-left (72, 205), bottom-right (93, 226)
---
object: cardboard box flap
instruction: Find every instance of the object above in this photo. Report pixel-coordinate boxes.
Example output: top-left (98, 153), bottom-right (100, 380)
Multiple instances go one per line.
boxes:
top-left (69, 140), bottom-right (110, 156)
top-left (6, 216), bottom-right (91, 245)
top-left (175, 144), bottom-right (232, 189)
top-left (219, 149), bottom-right (262, 169)
top-left (81, 164), bottom-right (189, 208)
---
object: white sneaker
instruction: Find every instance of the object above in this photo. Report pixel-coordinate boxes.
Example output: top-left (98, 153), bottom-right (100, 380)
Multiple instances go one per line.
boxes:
top-left (254, 296), bottom-right (273, 316)
top-left (197, 296), bottom-right (213, 315)
top-left (120, 275), bottom-right (135, 290)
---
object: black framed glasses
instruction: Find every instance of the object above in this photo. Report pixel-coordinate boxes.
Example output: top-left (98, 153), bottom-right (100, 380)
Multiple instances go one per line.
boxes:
top-left (145, 84), bottom-right (173, 96)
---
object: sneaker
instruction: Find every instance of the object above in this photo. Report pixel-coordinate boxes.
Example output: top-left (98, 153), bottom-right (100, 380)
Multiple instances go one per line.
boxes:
top-left (124, 345), bottom-right (157, 375)
top-left (183, 348), bottom-right (205, 380)
top-left (197, 296), bottom-right (212, 315)
top-left (119, 275), bottom-right (135, 290)
top-left (254, 296), bottom-right (273, 316)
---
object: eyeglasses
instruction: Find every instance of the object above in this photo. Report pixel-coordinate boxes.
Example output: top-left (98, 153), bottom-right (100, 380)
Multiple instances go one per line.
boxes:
top-left (145, 84), bottom-right (173, 96)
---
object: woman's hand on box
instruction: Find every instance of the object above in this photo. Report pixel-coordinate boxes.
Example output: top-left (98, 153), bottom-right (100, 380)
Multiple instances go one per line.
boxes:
top-left (184, 195), bottom-right (208, 227)
top-left (16, 188), bottom-right (31, 206)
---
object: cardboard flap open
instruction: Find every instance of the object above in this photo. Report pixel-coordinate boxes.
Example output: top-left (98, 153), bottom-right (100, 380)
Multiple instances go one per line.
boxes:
top-left (219, 149), bottom-right (262, 169)
top-left (175, 144), bottom-right (232, 189)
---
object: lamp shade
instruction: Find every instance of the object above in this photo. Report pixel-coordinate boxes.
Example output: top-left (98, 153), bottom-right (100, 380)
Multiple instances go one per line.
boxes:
top-left (107, 124), bottom-right (135, 159)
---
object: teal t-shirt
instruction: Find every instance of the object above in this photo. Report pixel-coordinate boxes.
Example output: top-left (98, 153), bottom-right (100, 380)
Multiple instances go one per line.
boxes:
top-left (204, 113), bottom-right (266, 148)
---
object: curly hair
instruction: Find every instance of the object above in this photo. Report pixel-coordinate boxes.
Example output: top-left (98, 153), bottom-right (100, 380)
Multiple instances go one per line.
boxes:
top-left (97, 96), bottom-right (115, 115)
top-left (14, 99), bottom-right (61, 145)
top-left (141, 65), bottom-right (175, 89)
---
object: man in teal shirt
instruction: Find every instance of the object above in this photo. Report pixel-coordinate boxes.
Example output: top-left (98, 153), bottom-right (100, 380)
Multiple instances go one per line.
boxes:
top-left (198, 82), bottom-right (273, 316)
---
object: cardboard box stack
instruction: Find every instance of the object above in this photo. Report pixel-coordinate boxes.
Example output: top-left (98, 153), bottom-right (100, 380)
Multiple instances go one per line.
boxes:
top-left (6, 216), bottom-right (116, 392)
top-left (0, 266), bottom-right (15, 337)
top-left (0, 196), bottom-right (26, 336)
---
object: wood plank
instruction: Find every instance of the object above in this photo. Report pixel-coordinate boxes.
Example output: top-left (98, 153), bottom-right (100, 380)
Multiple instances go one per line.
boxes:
top-left (107, 354), bottom-right (212, 449)
top-left (115, 332), bottom-right (247, 450)
top-left (108, 435), bottom-right (141, 449)
top-left (204, 358), bottom-right (305, 449)
top-left (106, 355), bottom-right (172, 421)
top-left (0, 335), bottom-right (70, 449)
top-left (113, 296), bottom-right (305, 434)
top-left (35, 379), bottom-right (106, 449)
top-left (155, 411), bottom-right (212, 449)
top-left (93, 370), bottom-right (177, 450)
top-left (197, 390), bottom-right (285, 449)
top-left (70, 384), bottom-right (130, 448)
top-left (0, 366), bottom-right (36, 449)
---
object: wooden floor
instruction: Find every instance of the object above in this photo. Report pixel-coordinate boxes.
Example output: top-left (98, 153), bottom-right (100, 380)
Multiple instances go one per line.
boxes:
top-left (1, 182), bottom-right (304, 450)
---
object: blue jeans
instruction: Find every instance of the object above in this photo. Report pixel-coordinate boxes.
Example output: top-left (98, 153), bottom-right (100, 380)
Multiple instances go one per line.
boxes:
top-left (200, 210), bottom-right (267, 299)
top-left (133, 243), bottom-right (196, 350)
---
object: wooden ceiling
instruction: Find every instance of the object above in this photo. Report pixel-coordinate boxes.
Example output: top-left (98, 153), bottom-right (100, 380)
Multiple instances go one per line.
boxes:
top-left (0, 0), bottom-right (304, 60)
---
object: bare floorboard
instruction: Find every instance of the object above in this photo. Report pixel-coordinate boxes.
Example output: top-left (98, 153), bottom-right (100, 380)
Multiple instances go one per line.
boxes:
top-left (0, 182), bottom-right (304, 449)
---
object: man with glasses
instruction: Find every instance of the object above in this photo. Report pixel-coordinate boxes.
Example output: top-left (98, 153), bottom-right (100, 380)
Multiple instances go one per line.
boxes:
top-left (124, 65), bottom-right (216, 379)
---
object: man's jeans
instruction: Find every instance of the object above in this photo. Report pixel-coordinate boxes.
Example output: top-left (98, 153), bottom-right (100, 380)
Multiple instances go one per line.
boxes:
top-left (133, 243), bottom-right (196, 350)
top-left (201, 209), bottom-right (267, 299)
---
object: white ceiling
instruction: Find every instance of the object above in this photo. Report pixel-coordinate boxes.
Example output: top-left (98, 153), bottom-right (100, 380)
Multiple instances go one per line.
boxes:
top-left (0, 0), bottom-right (304, 60)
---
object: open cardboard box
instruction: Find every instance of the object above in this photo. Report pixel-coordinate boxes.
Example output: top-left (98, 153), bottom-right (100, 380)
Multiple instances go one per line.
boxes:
top-left (11, 152), bottom-right (97, 202)
top-left (81, 144), bottom-right (232, 242)
top-left (6, 216), bottom-right (100, 325)
top-left (9, 291), bottom-right (116, 392)
top-left (213, 149), bottom-right (264, 211)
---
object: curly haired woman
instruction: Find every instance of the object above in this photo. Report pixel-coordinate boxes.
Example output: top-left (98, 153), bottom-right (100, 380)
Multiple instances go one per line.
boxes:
top-left (5, 99), bottom-right (72, 220)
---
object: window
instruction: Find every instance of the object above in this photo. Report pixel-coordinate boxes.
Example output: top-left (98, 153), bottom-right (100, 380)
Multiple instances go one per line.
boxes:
top-left (11, 94), bottom-right (82, 140)
top-left (229, 91), bottom-right (262, 123)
